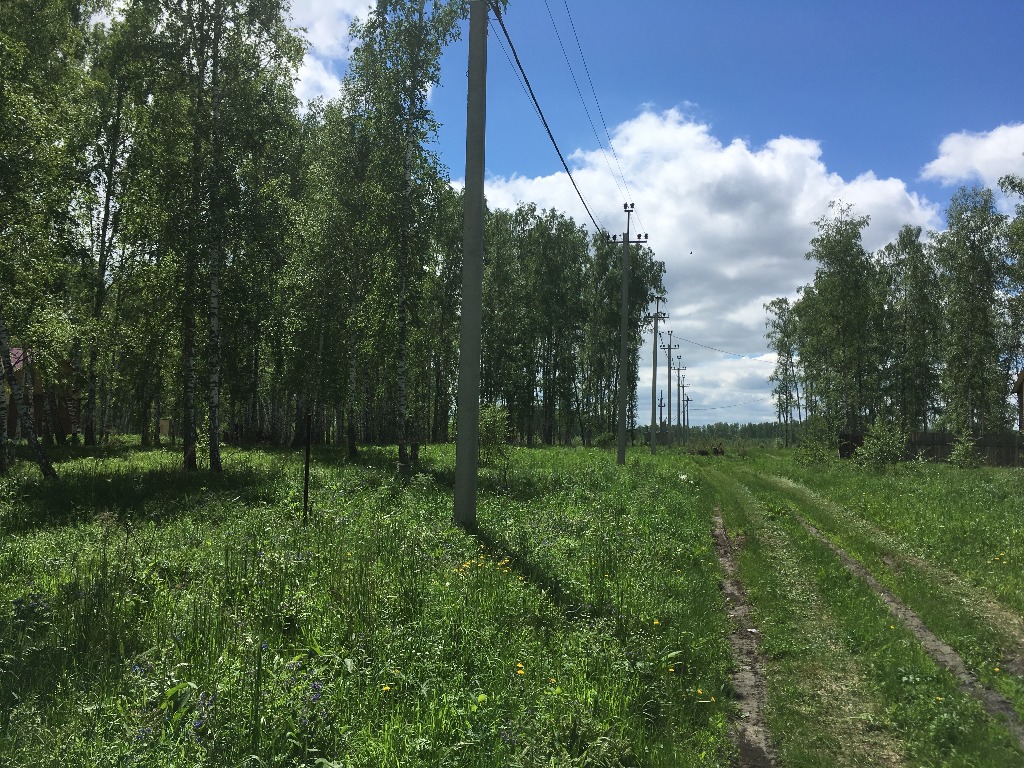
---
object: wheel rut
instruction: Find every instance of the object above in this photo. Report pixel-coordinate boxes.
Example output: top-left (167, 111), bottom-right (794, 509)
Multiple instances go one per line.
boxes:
top-left (712, 510), bottom-right (778, 767)
top-left (777, 487), bottom-right (1024, 752)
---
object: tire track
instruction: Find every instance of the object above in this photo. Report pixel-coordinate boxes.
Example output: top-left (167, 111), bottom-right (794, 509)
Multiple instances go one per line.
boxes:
top-left (786, 505), bottom-right (1024, 752)
top-left (712, 511), bottom-right (778, 767)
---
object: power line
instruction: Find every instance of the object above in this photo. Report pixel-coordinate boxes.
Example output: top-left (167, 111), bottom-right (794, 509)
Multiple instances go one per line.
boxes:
top-left (542, 0), bottom-right (629, 207)
top-left (558, 0), bottom-right (647, 235)
top-left (489, 19), bottom-right (536, 121)
top-left (690, 395), bottom-right (775, 412)
top-left (488, 2), bottom-right (603, 232)
top-left (675, 335), bottom-right (775, 362)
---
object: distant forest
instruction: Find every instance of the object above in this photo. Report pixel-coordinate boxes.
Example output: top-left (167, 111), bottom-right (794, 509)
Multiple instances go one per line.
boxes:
top-left (1, 0), bottom-right (666, 477)
top-left (766, 183), bottom-right (1024, 447)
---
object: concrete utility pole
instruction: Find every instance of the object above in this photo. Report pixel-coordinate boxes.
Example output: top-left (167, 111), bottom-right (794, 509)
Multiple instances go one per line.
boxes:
top-left (453, 0), bottom-right (488, 528)
top-left (684, 394), bottom-right (692, 443)
top-left (676, 356), bottom-right (685, 443)
top-left (612, 204), bottom-right (649, 465)
top-left (660, 330), bottom-right (678, 446)
top-left (658, 390), bottom-right (665, 434)
top-left (647, 295), bottom-right (667, 454)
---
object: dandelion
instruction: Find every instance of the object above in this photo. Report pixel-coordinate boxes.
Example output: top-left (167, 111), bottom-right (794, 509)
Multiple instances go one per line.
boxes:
top-left (668, 667), bottom-right (675, 673)
top-left (995, 667), bottom-right (1001, 673)
top-left (653, 619), bottom-right (660, 626)
top-left (382, 684), bottom-right (391, 692)
top-left (549, 678), bottom-right (557, 683)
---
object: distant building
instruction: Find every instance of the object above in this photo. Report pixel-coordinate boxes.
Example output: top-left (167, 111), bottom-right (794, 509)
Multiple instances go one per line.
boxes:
top-left (4, 348), bottom-right (79, 442)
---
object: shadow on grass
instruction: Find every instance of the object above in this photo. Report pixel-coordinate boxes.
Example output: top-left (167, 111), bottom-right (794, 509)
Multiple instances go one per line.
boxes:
top-left (1, 448), bottom-right (292, 535)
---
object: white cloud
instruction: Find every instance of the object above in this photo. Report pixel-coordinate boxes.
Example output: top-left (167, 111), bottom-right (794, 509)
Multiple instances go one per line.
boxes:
top-left (290, 0), bottom-right (374, 104)
top-left (290, 0), bottom-right (373, 59)
top-left (296, 55), bottom-right (345, 105)
top-left (481, 107), bottom-right (942, 425)
top-left (920, 124), bottom-right (1024, 188)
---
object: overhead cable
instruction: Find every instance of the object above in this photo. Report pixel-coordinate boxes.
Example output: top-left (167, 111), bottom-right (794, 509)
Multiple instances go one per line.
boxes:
top-left (488, 1), bottom-right (603, 232)
top-left (558, 0), bottom-right (647, 235)
top-left (675, 335), bottom-right (775, 362)
top-left (690, 395), bottom-right (775, 411)
top-left (542, 0), bottom-right (629, 207)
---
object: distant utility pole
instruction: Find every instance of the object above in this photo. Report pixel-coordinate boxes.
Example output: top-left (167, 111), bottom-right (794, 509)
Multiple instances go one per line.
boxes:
top-left (658, 390), bottom-right (665, 434)
top-left (612, 204), bottom-right (649, 465)
top-left (684, 395), bottom-right (692, 443)
top-left (646, 295), bottom-right (667, 454)
top-left (453, 0), bottom-right (488, 528)
top-left (675, 356), bottom-right (685, 442)
top-left (660, 330), bottom-right (678, 446)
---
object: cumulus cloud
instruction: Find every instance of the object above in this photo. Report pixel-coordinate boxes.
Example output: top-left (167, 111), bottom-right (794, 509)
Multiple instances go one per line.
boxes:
top-left (289, 0), bottom-right (373, 105)
top-left (290, 0), bottom-right (373, 59)
top-left (921, 124), bottom-right (1024, 188)
top-left (482, 108), bottom-right (942, 424)
top-left (295, 55), bottom-right (345, 105)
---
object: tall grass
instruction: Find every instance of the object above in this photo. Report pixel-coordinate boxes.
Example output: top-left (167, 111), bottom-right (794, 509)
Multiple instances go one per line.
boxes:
top-left (0, 444), bottom-right (732, 767)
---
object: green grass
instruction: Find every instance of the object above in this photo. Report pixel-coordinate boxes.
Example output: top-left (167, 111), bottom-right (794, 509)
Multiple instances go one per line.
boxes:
top-left (748, 451), bottom-right (1024, 612)
top-left (705, 462), bottom-right (1023, 766)
top-left (0, 444), bottom-right (732, 767)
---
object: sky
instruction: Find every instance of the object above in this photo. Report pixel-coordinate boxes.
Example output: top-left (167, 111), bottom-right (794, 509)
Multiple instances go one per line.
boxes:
top-left (289, 0), bottom-right (1024, 427)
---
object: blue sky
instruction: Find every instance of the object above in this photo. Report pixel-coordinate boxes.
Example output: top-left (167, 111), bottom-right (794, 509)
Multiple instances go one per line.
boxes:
top-left (292, 0), bottom-right (1024, 426)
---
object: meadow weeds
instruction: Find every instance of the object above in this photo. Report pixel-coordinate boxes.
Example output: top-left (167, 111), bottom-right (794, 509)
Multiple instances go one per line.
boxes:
top-left (0, 444), bottom-right (732, 767)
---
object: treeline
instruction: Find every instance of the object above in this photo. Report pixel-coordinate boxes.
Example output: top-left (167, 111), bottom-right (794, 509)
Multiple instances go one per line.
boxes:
top-left (0, 0), bottom-right (664, 476)
top-left (687, 422), bottom-right (788, 441)
top-left (766, 184), bottom-right (1024, 446)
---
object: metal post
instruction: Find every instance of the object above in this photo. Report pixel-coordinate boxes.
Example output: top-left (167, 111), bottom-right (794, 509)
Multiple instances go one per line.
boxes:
top-left (454, 0), bottom-right (487, 528)
top-left (676, 356), bottom-right (685, 443)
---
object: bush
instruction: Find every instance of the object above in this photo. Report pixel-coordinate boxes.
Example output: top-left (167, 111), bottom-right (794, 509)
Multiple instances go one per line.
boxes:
top-left (854, 421), bottom-right (907, 470)
top-left (478, 405), bottom-right (511, 469)
top-left (948, 434), bottom-right (980, 468)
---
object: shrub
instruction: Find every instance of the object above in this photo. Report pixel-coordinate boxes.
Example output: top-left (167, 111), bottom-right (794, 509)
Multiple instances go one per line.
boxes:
top-left (948, 433), bottom-right (980, 469)
top-left (854, 421), bottom-right (907, 470)
top-left (478, 405), bottom-right (511, 469)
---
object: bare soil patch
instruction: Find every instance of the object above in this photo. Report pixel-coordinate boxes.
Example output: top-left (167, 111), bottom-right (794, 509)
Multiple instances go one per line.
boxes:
top-left (712, 511), bottom-right (778, 768)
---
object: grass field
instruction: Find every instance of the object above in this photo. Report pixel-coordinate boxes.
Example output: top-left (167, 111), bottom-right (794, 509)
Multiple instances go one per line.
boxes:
top-left (0, 443), bottom-right (731, 767)
top-left (2, 443), bottom-right (1023, 766)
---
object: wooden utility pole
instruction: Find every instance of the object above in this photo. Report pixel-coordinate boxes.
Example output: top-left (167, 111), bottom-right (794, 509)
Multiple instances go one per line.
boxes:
top-left (660, 331), bottom-right (678, 446)
top-left (454, 0), bottom-right (488, 528)
top-left (658, 390), bottom-right (665, 436)
top-left (684, 394), bottom-right (692, 443)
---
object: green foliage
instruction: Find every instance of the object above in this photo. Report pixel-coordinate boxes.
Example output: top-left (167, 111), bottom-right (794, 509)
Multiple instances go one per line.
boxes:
top-left (854, 420), bottom-right (907, 470)
top-left (767, 187), bottom-right (1019, 449)
top-left (477, 404), bottom-right (510, 469)
top-left (948, 433), bottom-right (981, 469)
